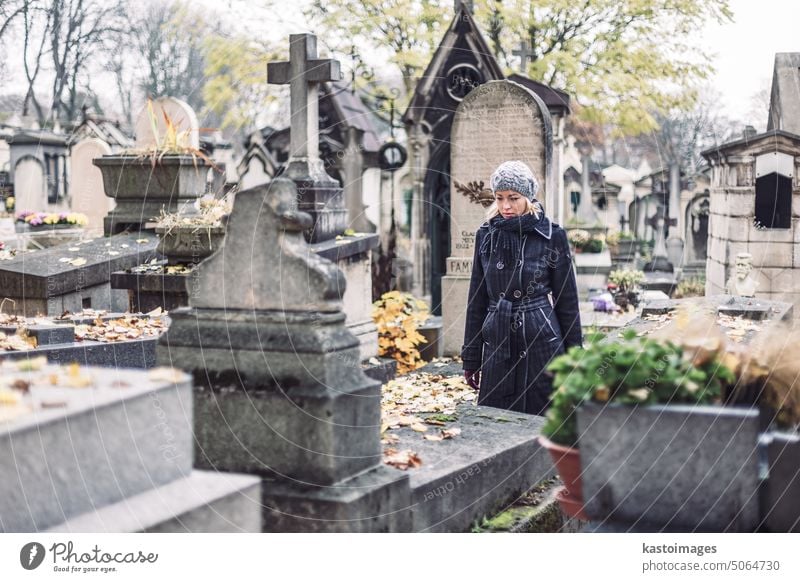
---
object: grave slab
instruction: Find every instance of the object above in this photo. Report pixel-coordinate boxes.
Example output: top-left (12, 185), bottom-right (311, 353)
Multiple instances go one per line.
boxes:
top-left (388, 403), bottom-right (555, 532)
top-left (0, 364), bottom-right (192, 532)
top-left (0, 232), bottom-right (159, 316)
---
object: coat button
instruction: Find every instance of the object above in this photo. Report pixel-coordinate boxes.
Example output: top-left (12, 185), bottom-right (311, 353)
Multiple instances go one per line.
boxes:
top-left (513, 290), bottom-right (522, 299)
top-left (519, 350), bottom-right (527, 358)
top-left (516, 259), bottom-right (523, 267)
top-left (496, 261), bottom-right (504, 269)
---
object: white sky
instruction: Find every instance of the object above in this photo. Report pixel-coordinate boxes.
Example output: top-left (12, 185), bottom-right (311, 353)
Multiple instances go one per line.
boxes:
top-left (4, 0), bottom-right (798, 128)
top-left (700, 0), bottom-right (800, 125)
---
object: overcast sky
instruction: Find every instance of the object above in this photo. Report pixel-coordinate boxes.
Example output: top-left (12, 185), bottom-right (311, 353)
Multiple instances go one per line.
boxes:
top-left (260, 0), bottom-right (799, 127)
top-left (698, 0), bottom-right (798, 125)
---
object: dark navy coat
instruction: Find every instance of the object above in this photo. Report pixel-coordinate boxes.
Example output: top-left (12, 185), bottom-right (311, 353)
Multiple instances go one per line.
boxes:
top-left (461, 212), bottom-right (582, 415)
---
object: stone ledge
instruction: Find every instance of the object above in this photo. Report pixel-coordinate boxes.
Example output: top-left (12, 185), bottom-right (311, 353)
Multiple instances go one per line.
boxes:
top-left (388, 403), bottom-right (555, 532)
top-left (47, 471), bottom-right (262, 533)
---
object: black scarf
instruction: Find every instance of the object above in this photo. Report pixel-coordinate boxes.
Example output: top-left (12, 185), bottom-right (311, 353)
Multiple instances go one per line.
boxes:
top-left (488, 210), bottom-right (549, 257)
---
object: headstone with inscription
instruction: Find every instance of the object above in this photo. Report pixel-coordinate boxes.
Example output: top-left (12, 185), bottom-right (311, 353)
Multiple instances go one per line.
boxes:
top-left (441, 80), bottom-right (554, 355)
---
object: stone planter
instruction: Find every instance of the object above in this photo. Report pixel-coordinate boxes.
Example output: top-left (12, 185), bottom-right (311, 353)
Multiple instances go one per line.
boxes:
top-left (761, 430), bottom-right (800, 532)
top-left (610, 239), bottom-right (637, 261)
top-left (93, 154), bottom-right (210, 235)
top-left (155, 225), bottom-right (226, 265)
top-left (577, 401), bottom-right (760, 531)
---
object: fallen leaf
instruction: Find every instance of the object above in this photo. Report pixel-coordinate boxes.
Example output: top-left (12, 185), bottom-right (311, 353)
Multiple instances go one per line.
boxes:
top-left (136, 239), bottom-right (148, 244)
top-left (41, 400), bottom-right (68, 408)
top-left (108, 251), bottom-right (120, 256)
top-left (68, 247), bottom-right (80, 251)
top-left (10, 379), bottom-right (30, 393)
top-left (410, 422), bottom-right (428, 432)
top-left (424, 433), bottom-right (444, 441)
top-left (0, 389), bottom-right (21, 405)
top-left (147, 307), bottom-right (163, 317)
top-left (67, 258), bottom-right (87, 267)
top-left (121, 244), bottom-right (130, 248)
top-left (17, 356), bottom-right (47, 372)
top-left (383, 448), bottom-right (422, 470)
top-left (441, 427), bottom-right (461, 439)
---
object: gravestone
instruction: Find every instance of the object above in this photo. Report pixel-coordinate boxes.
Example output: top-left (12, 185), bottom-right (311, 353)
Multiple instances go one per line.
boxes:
top-left (0, 359), bottom-right (260, 532)
top-left (134, 97), bottom-right (200, 150)
top-left (14, 156), bottom-right (47, 212)
top-left (157, 177), bottom-right (409, 531)
top-left (268, 34), bottom-right (379, 359)
top-left (0, 232), bottom-right (159, 316)
top-left (69, 138), bottom-right (114, 234)
top-left (441, 80), bottom-right (554, 355)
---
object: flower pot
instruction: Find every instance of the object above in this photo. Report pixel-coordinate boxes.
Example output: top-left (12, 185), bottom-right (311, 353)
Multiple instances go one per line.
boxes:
top-left (93, 154), bottom-right (210, 234)
top-left (538, 435), bottom-right (588, 520)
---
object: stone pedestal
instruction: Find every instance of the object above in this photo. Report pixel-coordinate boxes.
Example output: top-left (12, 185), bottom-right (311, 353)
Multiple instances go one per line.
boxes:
top-left (293, 178), bottom-right (349, 243)
top-left (310, 234), bottom-right (380, 361)
top-left (157, 178), bottom-right (408, 531)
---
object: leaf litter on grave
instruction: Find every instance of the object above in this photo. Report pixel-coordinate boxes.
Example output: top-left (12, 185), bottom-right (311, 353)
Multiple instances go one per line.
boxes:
top-left (380, 372), bottom-right (473, 470)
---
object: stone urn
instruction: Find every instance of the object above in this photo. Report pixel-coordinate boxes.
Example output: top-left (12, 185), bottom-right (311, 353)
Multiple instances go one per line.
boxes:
top-left (93, 154), bottom-right (211, 235)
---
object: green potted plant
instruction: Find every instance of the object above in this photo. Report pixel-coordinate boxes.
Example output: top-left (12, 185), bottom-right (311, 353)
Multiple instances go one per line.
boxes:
top-left (540, 326), bottom-right (739, 525)
top-left (608, 268), bottom-right (645, 309)
top-left (567, 229), bottom-right (605, 254)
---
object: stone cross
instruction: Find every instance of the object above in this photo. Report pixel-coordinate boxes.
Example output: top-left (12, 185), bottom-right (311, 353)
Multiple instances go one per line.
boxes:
top-left (512, 40), bottom-right (535, 74)
top-left (267, 34), bottom-right (341, 182)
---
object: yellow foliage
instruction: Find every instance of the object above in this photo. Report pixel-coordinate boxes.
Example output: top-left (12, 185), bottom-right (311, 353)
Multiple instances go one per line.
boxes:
top-left (372, 292), bottom-right (430, 374)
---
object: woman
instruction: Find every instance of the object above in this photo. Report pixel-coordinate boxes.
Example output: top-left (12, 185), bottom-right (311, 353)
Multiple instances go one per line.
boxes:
top-left (461, 160), bottom-right (582, 416)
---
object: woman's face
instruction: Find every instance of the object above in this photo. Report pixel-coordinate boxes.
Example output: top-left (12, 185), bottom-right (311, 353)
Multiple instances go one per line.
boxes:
top-left (495, 190), bottom-right (528, 219)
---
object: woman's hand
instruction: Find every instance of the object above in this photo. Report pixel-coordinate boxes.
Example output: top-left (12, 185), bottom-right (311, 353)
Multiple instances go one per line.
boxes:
top-left (464, 369), bottom-right (481, 391)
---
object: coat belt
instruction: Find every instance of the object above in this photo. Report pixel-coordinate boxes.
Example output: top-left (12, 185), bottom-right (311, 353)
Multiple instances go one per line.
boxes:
top-left (486, 294), bottom-right (552, 361)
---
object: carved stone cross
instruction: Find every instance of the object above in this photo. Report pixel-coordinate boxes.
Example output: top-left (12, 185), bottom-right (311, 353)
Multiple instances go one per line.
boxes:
top-left (512, 40), bottom-right (535, 74)
top-left (267, 34), bottom-right (341, 182)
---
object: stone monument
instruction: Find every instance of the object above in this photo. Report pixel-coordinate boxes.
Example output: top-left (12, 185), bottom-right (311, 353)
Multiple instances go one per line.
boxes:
top-left (441, 80), bottom-right (554, 355)
top-left (268, 34), bottom-right (347, 243)
top-left (157, 178), bottom-right (409, 531)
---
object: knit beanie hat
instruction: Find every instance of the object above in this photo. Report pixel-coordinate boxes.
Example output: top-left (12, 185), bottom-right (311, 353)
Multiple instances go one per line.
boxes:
top-left (489, 160), bottom-right (539, 201)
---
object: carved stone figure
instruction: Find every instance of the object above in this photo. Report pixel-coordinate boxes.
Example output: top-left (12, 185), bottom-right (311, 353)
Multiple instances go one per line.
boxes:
top-left (726, 252), bottom-right (758, 297)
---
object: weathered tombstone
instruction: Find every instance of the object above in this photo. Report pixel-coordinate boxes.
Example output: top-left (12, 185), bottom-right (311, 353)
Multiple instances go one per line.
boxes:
top-left (158, 178), bottom-right (410, 531)
top-left (69, 138), bottom-right (114, 234)
top-left (0, 359), bottom-right (261, 532)
top-left (441, 80), bottom-right (554, 355)
top-left (134, 96), bottom-right (200, 150)
top-left (13, 156), bottom-right (47, 212)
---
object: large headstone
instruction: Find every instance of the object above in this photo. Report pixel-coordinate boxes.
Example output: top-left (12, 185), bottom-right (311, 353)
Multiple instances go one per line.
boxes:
top-left (134, 97), bottom-right (200, 150)
top-left (441, 80), bottom-right (553, 355)
top-left (158, 177), bottom-right (409, 531)
top-left (69, 138), bottom-right (114, 234)
top-left (14, 156), bottom-right (47, 212)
